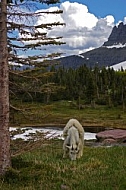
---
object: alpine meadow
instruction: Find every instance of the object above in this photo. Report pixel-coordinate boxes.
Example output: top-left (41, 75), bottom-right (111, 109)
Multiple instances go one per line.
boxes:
top-left (0, 0), bottom-right (126, 189)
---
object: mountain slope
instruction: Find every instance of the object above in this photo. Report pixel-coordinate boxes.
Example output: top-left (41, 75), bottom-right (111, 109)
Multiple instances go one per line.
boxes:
top-left (58, 22), bottom-right (126, 69)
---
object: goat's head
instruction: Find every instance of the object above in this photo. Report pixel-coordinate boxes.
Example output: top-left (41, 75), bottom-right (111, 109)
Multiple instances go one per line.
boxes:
top-left (66, 144), bottom-right (79, 160)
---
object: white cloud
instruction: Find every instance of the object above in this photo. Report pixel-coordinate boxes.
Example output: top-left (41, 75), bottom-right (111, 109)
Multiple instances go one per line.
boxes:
top-left (105, 15), bottom-right (115, 26)
top-left (60, 1), bottom-right (98, 28)
top-left (34, 1), bottom-right (116, 56)
top-left (123, 17), bottom-right (126, 24)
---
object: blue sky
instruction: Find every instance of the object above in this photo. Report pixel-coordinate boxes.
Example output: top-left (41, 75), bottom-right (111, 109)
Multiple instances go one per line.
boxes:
top-left (41, 0), bottom-right (126, 23)
top-left (64, 0), bottom-right (126, 23)
top-left (19, 0), bottom-right (126, 58)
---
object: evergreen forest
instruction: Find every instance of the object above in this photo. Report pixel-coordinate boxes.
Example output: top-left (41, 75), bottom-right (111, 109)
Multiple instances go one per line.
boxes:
top-left (10, 64), bottom-right (126, 109)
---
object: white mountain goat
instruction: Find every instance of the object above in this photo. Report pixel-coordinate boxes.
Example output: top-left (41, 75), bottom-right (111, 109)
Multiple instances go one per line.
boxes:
top-left (63, 119), bottom-right (84, 160)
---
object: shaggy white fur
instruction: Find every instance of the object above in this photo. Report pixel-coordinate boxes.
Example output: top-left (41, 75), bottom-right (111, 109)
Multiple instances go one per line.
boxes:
top-left (63, 119), bottom-right (84, 160)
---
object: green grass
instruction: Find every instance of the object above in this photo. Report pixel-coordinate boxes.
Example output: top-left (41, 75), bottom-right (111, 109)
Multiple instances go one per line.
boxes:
top-left (6, 100), bottom-right (126, 189)
top-left (1, 139), bottom-right (126, 190)
top-left (10, 100), bottom-right (126, 129)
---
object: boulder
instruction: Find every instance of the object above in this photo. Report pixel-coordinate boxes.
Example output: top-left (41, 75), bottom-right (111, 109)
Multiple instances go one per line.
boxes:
top-left (96, 129), bottom-right (126, 143)
top-left (102, 138), bottom-right (117, 146)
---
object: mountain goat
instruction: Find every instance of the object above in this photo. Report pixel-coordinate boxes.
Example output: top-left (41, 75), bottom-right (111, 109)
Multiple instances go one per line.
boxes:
top-left (63, 119), bottom-right (84, 160)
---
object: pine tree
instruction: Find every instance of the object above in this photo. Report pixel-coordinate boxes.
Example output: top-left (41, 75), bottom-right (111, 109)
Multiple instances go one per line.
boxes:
top-left (0, 0), bottom-right (64, 175)
top-left (0, 0), bottom-right (11, 175)
top-left (8, 0), bottom-right (65, 105)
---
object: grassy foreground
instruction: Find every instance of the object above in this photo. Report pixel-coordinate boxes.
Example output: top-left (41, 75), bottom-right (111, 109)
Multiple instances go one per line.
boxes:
top-left (6, 100), bottom-right (125, 189)
top-left (1, 139), bottom-right (126, 190)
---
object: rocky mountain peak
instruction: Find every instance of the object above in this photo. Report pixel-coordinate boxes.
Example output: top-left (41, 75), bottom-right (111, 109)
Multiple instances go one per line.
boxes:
top-left (58, 22), bottom-right (126, 69)
top-left (103, 22), bottom-right (126, 46)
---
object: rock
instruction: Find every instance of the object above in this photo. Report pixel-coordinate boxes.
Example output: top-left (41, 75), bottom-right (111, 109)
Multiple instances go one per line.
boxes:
top-left (57, 22), bottom-right (126, 69)
top-left (104, 22), bottom-right (126, 46)
top-left (96, 129), bottom-right (126, 143)
top-left (102, 138), bottom-right (117, 146)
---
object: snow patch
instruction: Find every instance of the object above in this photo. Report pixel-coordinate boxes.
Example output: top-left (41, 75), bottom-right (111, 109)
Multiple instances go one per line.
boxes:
top-left (10, 127), bottom-right (96, 141)
top-left (104, 43), bottom-right (126, 49)
top-left (110, 61), bottom-right (126, 71)
top-left (77, 55), bottom-right (85, 58)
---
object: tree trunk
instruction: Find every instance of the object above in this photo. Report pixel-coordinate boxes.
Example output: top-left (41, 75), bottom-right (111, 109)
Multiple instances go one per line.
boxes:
top-left (0, 0), bottom-right (11, 175)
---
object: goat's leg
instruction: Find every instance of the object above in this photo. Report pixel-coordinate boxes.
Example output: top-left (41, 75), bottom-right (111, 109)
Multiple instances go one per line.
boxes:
top-left (77, 142), bottom-right (83, 158)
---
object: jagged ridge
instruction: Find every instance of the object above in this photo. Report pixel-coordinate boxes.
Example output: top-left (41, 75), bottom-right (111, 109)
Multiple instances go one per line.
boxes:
top-left (58, 22), bottom-right (126, 69)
